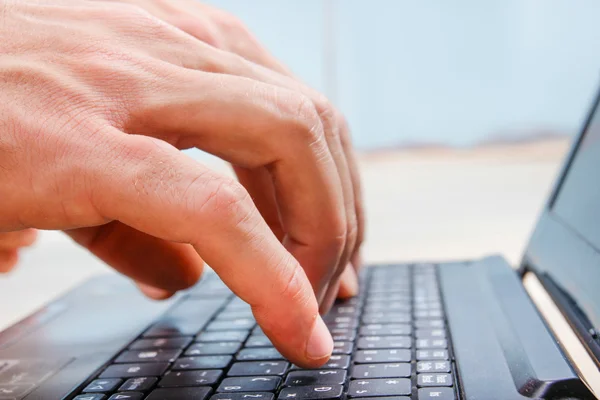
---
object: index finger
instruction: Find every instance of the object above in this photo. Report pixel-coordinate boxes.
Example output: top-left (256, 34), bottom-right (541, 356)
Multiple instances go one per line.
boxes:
top-left (91, 131), bottom-right (333, 367)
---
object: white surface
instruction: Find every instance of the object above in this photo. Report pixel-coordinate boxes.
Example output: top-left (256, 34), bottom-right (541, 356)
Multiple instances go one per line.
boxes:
top-left (0, 140), bottom-right (568, 331)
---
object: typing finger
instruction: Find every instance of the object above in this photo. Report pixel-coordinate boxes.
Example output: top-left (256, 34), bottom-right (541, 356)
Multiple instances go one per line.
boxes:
top-left (90, 132), bottom-right (333, 367)
top-left (0, 250), bottom-right (18, 273)
top-left (0, 229), bottom-right (38, 250)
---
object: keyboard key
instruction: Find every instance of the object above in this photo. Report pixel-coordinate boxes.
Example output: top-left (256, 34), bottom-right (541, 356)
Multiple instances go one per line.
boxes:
top-left (211, 393), bottom-right (274, 400)
top-left (362, 314), bottom-right (410, 324)
top-left (197, 331), bottom-right (249, 343)
top-left (331, 331), bottom-right (356, 341)
top-left (359, 324), bottom-right (411, 337)
top-left (100, 363), bottom-right (169, 379)
top-left (115, 349), bottom-right (181, 364)
top-left (332, 341), bottom-right (353, 355)
top-left (236, 348), bottom-right (284, 361)
top-left (351, 363), bottom-right (411, 379)
top-left (228, 361), bottom-right (289, 377)
top-left (417, 373), bottom-right (452, 387)
top-left (143, 299), bottom-right (226, 337)
top-left (368, 294), bottom-right (409, 301)
top-left (415, 329), bottom-right (446, 339)
top-left (418, 387), bottom-right (455, 399)
top-left (74, 395), bottom-right (106, 400)
top-left (146, 387), bottom-right (212, 400)
top-left (416, 361), bottom-right (450, 373)
top-left (356, 336), bottom-right (411, 349)
top-left (173, 356), bottom-right (232, 370)
top-left (217, 376), bottom-right (281, 393)
top-left (284, 370), bottom-right (346, 386)
top-left (416, 339), bottom-right (447, 349)
top-left (159, 370), bottom-right (222, 387)
top-left (186, 342), bottom-right (241, 356)
top-left (217, 311), bottom-right (255, 321)
top-left (83, 379), bottom-right (122, 393)
top-left (278, 385), bottom-right (343, 400)
top-left (129, 337), bottom-right (192, 351)
top-left (348, 378), bottom-right (411, 397)
top-left (119, 377), bottom-right (157, 392)
top-left (354, 349), bottom-right (411, 363)
top-left (324, 316), bottom-right (359, 325)
top-left (416, 350), bottom-right (449, 361)
top-left (245, 336), bottom-right (273, 348)
top-left (108, 393), bottom-right (144, 400)
top-left (349, 398), bottom-right (408, 400)
top-left (364, 303), bottom-right (411, 312)
top-left (415, 310), bottom-right (444, 319)
top-left (414, 320), bottom-right (444, 329)
top-left (206, 319), bottom-right (256, 331)
top-left (291, 355), bottom-right (350, 370)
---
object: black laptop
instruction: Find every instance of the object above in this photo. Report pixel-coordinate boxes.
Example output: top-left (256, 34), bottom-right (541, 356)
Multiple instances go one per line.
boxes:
top-left (2, 88), bottom-right (600, 400)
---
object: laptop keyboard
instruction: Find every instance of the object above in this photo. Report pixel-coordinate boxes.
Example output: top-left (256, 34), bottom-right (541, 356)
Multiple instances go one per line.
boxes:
top-left (72, 264), bottom-right (458, 400)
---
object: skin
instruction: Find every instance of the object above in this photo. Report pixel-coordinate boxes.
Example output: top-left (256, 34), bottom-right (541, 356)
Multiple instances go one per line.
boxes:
top-left (0, 0), bottom-right (364, 367)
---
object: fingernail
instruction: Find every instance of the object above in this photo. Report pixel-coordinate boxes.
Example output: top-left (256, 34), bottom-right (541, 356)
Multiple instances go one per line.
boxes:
top-left (306, 316), bottom-right (333, 360)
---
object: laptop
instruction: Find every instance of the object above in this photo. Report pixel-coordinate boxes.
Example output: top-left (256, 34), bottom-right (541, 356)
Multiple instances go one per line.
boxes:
top-left (2, 88), bottom-right (600, 400)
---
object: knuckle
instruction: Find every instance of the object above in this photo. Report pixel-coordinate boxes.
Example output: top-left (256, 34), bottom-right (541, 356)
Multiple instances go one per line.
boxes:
top-left (321, 213), bottom-right (347, 255)
top-left (215, 12), bottom-right (248, 35)
top-left (195, 177), bottom-right (255, 227)
top-left (277, 256), bottom-right (312, 306)
top-left (288, 93), bottom-right (325, 146)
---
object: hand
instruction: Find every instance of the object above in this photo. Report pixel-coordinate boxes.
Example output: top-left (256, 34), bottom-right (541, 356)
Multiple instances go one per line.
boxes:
top-left (0, 0), bottom-right (360, 366)
top-left (0, 230), bottom-right (37, 272)
top-left (97, 0), bottom-right (366, 307)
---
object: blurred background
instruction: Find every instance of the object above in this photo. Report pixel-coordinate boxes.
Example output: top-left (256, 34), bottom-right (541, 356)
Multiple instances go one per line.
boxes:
top-left (200, 0), bottom-right (600, 150)
top-left (2, 0), bottom-right (600, 329)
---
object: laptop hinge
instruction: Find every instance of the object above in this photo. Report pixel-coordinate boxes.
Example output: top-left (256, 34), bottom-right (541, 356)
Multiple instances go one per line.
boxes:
top-left (533, 272), bottom-right (600, 367)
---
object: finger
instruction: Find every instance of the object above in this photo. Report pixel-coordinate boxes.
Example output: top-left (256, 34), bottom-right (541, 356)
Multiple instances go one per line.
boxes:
top-left (91, 132), bottom-right (333, 367)
top-left (217, 53), bottom-right (358, 303)
top-left (66, 221), bottom-right (204, 292)
top-left (0, 250), bottom-right (19, 273)
top-left (192, 2), bottom-right (293, 75)
top-left (136, 282), bottom-right (177, 300)
top-left (337, 114), bottom-right (365, 272)
top-left (232, 165), bottom-right (285, 241)
top-left (337, 263), bottom-right (360, 299)
top-left (320, 263), bottom-right (359, 315)
top-left (135, 70), bottom-right (347, 302)
top-left (0, 229), bottom-right (38, 250)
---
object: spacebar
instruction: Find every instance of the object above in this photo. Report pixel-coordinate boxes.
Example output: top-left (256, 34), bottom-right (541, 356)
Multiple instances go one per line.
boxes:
top-left (143, 298), bottom-right (228, 337)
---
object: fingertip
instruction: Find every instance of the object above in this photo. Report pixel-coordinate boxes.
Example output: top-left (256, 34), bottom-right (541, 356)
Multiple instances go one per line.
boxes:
top-left (136, 282), bottom-right (176, 300)
top-left (350, 251), bottom-right (363, 271)
top-left (21, 229), bottom-right (38, 247)
top-left (305, 315), bottom-right (333, 364)
top-left (0, 250), bottom-right (19, 273)
top-left (337, 263), bottom-right (359, 299)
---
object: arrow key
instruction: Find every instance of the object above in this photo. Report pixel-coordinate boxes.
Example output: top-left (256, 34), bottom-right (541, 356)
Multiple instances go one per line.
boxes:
top-left (159, 370), bottom-right (222, 387)
top-left (348, 379), bottom-right (411, 397)
top-left (108, 393), bottom-right (144, 400)
top-left (82, 379), bottom-right (122, 393)
top-left (284, 370), bottom-right (346, 387)
top-left (210, 393), bottom-right (274, 400)
top-left (277, 385), bottom-right (343, 400)
top-left (217, 376), bottom-right (281, 393)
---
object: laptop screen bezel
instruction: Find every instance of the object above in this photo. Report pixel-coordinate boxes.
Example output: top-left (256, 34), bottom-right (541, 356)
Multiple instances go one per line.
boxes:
top-left (521, 83), bottom-right (600, 365)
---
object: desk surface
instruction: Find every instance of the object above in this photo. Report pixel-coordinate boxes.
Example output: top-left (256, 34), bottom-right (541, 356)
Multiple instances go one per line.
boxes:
top-left (0, 139), bottom-right (568, 331)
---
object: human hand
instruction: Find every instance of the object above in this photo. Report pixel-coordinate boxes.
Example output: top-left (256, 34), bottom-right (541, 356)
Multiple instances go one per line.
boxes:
top-left (0, 0), bottom-right (359, 366)
top-left (0, 230), bottom-right (37, 272)
top-left (97, 0), bottom-right (365, 307)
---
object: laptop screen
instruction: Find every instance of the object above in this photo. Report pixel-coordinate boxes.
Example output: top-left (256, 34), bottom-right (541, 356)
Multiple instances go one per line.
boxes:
top-left (553, 99), bottom-right (600, 248)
